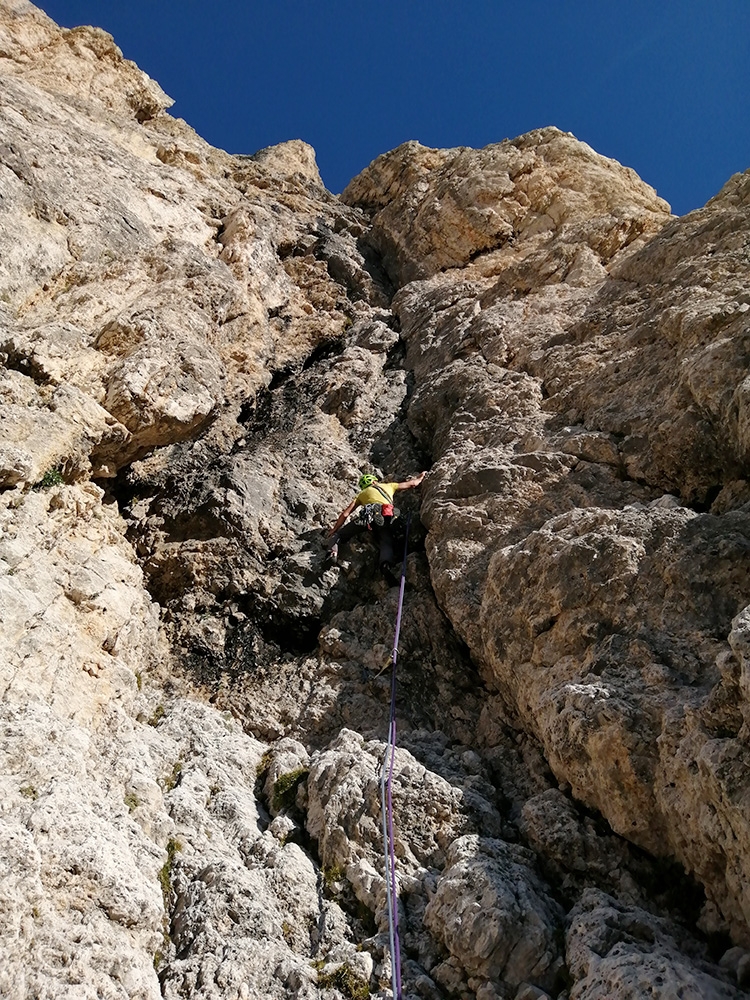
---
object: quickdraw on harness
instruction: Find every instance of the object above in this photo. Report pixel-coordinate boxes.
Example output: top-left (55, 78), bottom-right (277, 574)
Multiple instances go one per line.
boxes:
top-left (380, 513), bottom-right (410, 1000)
top-left (360, 503), bottom-right (386, 529)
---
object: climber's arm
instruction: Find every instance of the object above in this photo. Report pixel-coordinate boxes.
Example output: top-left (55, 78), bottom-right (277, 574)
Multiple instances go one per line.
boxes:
top-left (327, 498), bottom-right (358, 538)
top-left (395, 471), bottom-right (427, 491)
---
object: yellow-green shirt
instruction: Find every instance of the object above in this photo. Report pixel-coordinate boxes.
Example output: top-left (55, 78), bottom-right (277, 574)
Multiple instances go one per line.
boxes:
top-left (356, 482), bottom-right (398, 506)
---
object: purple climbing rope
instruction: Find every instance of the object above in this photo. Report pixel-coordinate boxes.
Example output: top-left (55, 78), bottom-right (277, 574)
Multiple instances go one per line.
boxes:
top-left (380, 514), bottom-right (411, 1000)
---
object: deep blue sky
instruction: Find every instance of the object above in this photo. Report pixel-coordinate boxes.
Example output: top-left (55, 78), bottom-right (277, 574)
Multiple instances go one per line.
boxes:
top-left (39, 1), bottom-right (749, 216)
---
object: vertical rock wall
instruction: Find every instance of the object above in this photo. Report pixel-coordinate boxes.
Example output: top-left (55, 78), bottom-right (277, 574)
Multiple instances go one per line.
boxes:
top-left (2, 3), bottom-right (750, 999)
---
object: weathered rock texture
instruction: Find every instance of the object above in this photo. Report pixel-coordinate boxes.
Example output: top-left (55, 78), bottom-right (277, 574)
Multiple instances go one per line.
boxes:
top-left (2, 2), bottom-right (750, 999)
top-left (344, 133), bottom-right (750, 957)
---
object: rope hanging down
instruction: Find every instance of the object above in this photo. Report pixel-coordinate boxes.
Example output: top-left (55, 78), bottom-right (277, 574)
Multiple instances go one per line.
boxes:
top-left (380, 514), bottom-right (411, 1000)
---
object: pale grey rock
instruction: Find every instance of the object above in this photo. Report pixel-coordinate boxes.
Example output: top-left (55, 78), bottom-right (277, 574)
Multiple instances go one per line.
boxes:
top-left (520, 789), bottom-right (634, 891)
top-left (262, 736), bottom-right (310, 818)
top-left (305, 726), bottom-right (504, 883)
top-left (566, 890), bottom-right (744, 1000)
top-left (738, 953), bottom-right (750, 989)
top-left (513, 985), bottom-right (551, 1000)
top-left (0, 482), bottom-right (161, 721)
top-left (719, 946), bottom-right (750, 988)
top-left (127, 699), bottom-right (363, 1000)
top-left (0, 369), bottom-right (130, 485)
top-left (303, 728), bottom-right (519, 994)
top-left (350, 315), bottom-right (400, 353)
top-left (0, 699), bottom-right (167, 1000)
top-left (0, 444), bottom-right (34, 487)
top-left (479, 503), bottom-right (750, 940)
top-left (99, 295), bottom-right (227, 459)
top-left (728, 605), bottom-right (750, 721)
top-left (423, 835), bottom-right (564, 993)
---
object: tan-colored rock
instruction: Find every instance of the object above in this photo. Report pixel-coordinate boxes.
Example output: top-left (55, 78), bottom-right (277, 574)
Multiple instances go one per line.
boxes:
top-left (0, 0), bottom-right (375, 480)
top-left (360, 120), bottom-right (750, 949)
top-left (343, 128), bottom-right (670, 284)
top-left (0, 0), bottom-right (172, 122)
top-left (250, 139), bottom-right (324, 188)
top-left (4, 2), bottom-right (750, 998)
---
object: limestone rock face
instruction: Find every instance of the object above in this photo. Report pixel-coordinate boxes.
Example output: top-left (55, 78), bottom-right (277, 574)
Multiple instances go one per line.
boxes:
top-left (345, 128), bottom-right (750, 952)
top-left (342, 129), bottom-right (670, 284)
top-left (250, 139), bottom-right (325, 187)
top-left (423, 835), bottom-right (564, 992)
top-left (0, 482), bottom-right (161, 721)
top-left (3, 3), bottom-right (750, 1000)
top-left (566, 891), bottom-right (747, 1000)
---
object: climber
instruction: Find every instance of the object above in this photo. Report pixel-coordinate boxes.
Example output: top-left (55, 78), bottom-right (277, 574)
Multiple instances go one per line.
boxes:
top-left (326, 471), bottom-right (426, 573)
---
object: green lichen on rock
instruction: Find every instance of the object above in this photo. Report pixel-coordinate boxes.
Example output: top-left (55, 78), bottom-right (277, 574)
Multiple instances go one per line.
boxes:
top-left (161, 760), bottom-right (182, 792)
top-left (158, 837), bottom-right (182, 907)
top-left (322, 862), bottom-right (345, 892)
top-left (255, 750), bottom-right (272, 778)
top-left (272, 766), bottom-right (309, 812)
top-left (317, 962), bottom-right (370, 1000)
top-left (148, 703), bottom-right (165, 727)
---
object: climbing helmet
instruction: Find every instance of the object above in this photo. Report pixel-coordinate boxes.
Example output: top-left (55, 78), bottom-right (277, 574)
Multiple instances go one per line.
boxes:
top-left (358, 473), bottom-right (377, 491)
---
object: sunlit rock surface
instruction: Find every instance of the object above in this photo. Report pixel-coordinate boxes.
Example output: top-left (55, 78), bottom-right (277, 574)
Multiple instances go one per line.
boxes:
top-left (2, 2), bottom-right (750, 998)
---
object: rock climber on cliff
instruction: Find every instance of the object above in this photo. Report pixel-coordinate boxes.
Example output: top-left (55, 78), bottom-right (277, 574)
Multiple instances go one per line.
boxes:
top-left (326, 471), bottom-right (426, 574)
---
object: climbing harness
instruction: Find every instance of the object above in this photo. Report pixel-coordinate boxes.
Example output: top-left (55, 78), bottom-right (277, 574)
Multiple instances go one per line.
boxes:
top-left (360, 503), bottom-right (386, 529)
top-left (359, 485), bottom-right (400, 528)
top-left (380, 513), bottom-right (410, 1000)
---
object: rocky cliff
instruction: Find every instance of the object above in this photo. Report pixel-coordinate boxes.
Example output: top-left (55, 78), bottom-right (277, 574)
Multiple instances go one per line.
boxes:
top-left (2, 3), bottom-right (750, 999)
